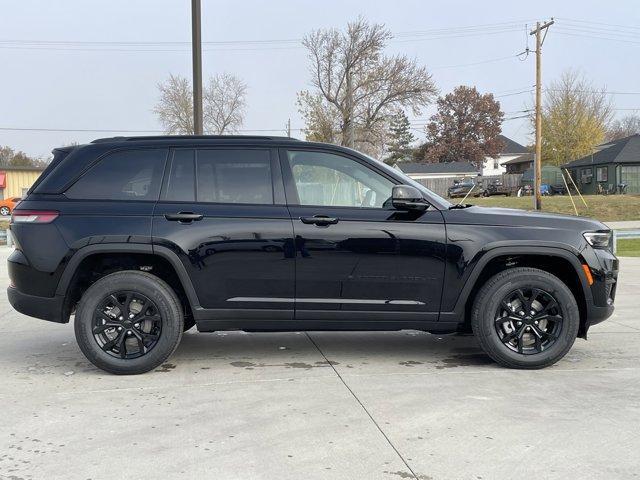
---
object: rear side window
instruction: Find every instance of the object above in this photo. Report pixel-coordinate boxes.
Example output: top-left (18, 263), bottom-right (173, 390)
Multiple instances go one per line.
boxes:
top-left (162, 149), bottom-right (273, 205)
top-left (66, 149), bottom-right (167, 200)
top-left (165, 150), bottom-right (195, 202)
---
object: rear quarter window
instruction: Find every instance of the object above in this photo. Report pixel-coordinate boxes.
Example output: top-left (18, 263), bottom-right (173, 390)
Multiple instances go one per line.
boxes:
top-left (65, 149), bottom-right (167, 201)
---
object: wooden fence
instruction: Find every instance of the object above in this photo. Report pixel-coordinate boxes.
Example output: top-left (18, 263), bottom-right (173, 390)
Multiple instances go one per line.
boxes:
top-left (414, 174), bottom-right (523, 197)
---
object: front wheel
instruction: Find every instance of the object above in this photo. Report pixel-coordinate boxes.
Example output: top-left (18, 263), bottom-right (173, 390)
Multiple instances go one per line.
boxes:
top-left (471, 267), bottom-right (579, 369)
top-left (74, 271), bottom-right (184, 374)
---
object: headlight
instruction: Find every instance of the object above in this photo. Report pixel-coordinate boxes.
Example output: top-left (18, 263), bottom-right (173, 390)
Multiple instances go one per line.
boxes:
top-left (583, 231), bottom-right (612, 249)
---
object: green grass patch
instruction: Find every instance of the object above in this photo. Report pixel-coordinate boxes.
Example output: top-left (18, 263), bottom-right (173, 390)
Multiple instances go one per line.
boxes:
top-left (465, 194), bottom-right (640, 222)
top-left (617, 238), bottom-right (640, 257)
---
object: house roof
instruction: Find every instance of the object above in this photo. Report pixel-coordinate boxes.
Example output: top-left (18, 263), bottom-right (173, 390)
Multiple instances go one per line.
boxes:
top-left (0, 164), bottom-right (46, 172)
top-left (563, 134), bottom-right (640, 168)
top-left (501, 153), bottom-right (534, 165)
top-left (395, 161), bottom-right (477, 175)
top-left (498, 135), bottom-right (529, 155)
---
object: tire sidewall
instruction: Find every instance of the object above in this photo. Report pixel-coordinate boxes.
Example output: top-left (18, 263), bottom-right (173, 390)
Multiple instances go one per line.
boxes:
top-left (74, 272), bottom-right (183, 374)
top-left (473, 270), bottom-right (579, 368)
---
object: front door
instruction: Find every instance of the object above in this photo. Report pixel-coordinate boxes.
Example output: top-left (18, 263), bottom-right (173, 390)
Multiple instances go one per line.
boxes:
top-left (152, 147), bottom-right (295, 320)
top-left (281, 148), bottom-right (446, 322)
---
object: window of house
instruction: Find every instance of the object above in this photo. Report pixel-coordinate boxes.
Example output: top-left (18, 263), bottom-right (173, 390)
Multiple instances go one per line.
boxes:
top-left (620, 165), bottom-right (640, 193)
top-left (287, 150), bottom-right (393, 208)
top-left (580, 168), bottom-right (593, 184)
top-left (493, 159), bottom-right (499, 169)
top-left (66, 149), bottom-right (167, 200)
top-left (596, 166), bottom-right (608, 183)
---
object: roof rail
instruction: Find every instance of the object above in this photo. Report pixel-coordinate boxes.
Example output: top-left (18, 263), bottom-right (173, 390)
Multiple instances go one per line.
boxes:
top-left (91, 135), bottom-right (299, 144)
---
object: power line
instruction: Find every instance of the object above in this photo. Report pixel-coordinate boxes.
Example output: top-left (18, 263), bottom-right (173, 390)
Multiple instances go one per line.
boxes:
top-left (0, 126), bottom-right (306, 133)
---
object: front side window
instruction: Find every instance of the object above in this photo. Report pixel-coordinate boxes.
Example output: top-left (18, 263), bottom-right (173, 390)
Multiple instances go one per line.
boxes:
top-left (66, 149), bottom-right (167, 200)
top-left (287, 150), bottom-right (393, 208)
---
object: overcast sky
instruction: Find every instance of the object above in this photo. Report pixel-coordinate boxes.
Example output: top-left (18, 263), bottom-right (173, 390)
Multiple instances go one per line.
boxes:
top-left (2, 0), bottom-right (639, 158)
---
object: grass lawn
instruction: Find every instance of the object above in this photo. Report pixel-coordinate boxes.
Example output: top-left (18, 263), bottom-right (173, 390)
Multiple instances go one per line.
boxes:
top-left (464, 194), bottom-right (640, 222)
top-left (617, 238), bottom-right (640, 257)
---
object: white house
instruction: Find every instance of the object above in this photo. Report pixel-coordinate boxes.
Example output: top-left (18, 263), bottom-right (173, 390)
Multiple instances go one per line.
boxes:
top-left (481, 135), bottom-right (530, 176)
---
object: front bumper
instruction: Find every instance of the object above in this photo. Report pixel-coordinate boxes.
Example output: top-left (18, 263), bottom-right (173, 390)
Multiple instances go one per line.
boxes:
top-left (582, 246), bottom-right (618, 332)
top-left (7, 286), bottom-right (67, 323)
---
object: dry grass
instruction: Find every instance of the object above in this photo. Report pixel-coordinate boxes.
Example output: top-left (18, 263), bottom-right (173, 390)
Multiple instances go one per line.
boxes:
top-left (464, 194), bottom-right (640, 222)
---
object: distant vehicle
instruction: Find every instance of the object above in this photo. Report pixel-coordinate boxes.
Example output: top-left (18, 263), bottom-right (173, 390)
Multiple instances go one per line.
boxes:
top-left (447, 179), bottom-right (479, 198)
top-left (482, 180), bottom-right (514, 197)
top-left (0, 197), bottom-right (21, 216)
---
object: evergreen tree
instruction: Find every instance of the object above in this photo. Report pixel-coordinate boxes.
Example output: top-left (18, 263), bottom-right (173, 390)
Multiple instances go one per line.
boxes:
top-left (384, 111), bottom-right (415, 165)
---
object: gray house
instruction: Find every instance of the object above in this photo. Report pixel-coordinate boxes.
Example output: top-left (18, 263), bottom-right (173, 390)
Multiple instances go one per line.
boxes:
top-left (563, 134), bottom-right (640, 194)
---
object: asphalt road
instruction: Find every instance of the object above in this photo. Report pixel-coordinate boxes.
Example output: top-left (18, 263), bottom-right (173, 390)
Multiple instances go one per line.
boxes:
top-left (0, 247), bottom-right (639, 480)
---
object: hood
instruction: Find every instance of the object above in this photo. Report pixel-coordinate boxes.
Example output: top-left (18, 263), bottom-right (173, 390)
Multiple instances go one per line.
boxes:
top-left (445, 205), bottom-right (608, 232)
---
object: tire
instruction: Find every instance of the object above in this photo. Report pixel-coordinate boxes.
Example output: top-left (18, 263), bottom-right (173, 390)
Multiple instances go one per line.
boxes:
top-left (0, 206), bottom-right (10, 216)
top-left (471, 267), bottom-right (579, 369)
top-left (74, 271), bottom-right (184, 374)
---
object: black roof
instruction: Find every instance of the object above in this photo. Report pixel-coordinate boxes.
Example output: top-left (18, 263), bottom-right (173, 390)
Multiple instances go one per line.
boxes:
top-left (396, 161), bottom-right (477, 174)
top-left (563, 134), bottom-right (640, 168)
top-left (498, 135), bottom-right (529, 155)
top-left (501, 153), bottom-right (534, 165)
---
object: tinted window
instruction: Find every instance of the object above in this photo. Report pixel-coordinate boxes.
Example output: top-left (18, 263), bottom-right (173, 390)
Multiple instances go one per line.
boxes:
top-left (287, 150), bottom-right (393, 208)
top-left (196, 149), bottom-right (273, 204)
top-left (66, 149), bottom-right (167, 200)
top-left (165, 149), bottom-right (195, 202)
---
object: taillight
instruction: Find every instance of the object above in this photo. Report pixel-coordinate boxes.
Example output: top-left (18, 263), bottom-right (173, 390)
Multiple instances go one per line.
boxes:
top-left (11, 210), bottom-right (59, 224)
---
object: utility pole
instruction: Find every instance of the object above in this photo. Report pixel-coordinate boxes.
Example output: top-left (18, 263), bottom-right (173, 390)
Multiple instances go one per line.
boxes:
top-left (191, 0), bottom-right (203, 135)
top-left (286, 118), bottom-right (291, 137)
top-left (530, 19), bottom-right (554, 210)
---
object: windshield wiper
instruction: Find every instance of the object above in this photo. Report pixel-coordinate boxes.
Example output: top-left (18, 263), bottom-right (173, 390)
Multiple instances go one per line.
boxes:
top-left (449, 203), bottom-right (472, 209)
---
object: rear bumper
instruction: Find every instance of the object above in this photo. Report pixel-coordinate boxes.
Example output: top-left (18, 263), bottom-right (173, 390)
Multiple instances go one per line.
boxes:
top-left (7, 286), bottom-right (67, 323)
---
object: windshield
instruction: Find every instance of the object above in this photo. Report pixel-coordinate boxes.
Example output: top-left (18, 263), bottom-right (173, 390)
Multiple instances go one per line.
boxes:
top-left (360, 153), bottom-right (453, 209)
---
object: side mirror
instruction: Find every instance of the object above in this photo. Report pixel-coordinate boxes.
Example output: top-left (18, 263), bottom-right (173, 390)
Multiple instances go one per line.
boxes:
top-left (392, 185), bottom-right (429, 211)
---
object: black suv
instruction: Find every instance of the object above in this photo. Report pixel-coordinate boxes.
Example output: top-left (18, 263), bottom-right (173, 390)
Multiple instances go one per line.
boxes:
top-left (7, 136), bottom-right (618, 374)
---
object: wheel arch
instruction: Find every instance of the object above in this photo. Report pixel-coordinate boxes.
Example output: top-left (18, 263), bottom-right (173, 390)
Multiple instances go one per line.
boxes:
top-left (56, 244), bottom-right (201, 322)
top-left (445, 246), bottom-right (592, 338)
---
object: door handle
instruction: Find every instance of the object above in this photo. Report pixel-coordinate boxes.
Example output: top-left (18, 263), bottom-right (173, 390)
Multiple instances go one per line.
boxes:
top-left (299, 215), bottom-right (339, 226)
top-left (164, 212), bottom-right (204, 223)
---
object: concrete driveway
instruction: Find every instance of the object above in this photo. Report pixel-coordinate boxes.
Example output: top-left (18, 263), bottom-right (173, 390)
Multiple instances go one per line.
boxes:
top-left (1, 247), bottom-right (639, 480)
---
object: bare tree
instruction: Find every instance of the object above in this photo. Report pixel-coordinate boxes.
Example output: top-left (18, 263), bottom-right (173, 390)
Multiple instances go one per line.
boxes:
top-left (204, 73), bottom-right (248, 134)
top-left (298, 17), bottom-right (437, 154)
top-left (606, 114), bottom-right (640, 142)
top-left (154, 73), bottom-right (247, 135)
top-left (154, 74), bottom-right (194, 134)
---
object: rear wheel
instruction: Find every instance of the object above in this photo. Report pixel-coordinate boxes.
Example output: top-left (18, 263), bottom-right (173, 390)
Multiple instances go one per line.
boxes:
top-left (471, 267), bottom-right (579, 369)
top-left (0, 206), bottom-right (10, 216)
top-left (74, 271), bottom-right (183, 374)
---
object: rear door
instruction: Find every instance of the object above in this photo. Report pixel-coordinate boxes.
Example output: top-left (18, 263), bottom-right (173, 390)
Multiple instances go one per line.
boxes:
top-left (281, 148), bottom-right (446, 322)
top-left (152, 147), bottom-right (295, 319)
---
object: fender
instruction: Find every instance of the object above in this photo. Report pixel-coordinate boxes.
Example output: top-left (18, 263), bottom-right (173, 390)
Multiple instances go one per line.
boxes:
top-left (55, 243), bottom-right (202, 309)
top-left (439, 243), bottom-right (592, 322)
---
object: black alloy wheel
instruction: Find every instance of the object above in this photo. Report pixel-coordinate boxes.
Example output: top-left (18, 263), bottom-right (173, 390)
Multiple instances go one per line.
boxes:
top-left (92, 291), bottom-right (162, 359)
top-left (494, 288), bottom-right (563, 355)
